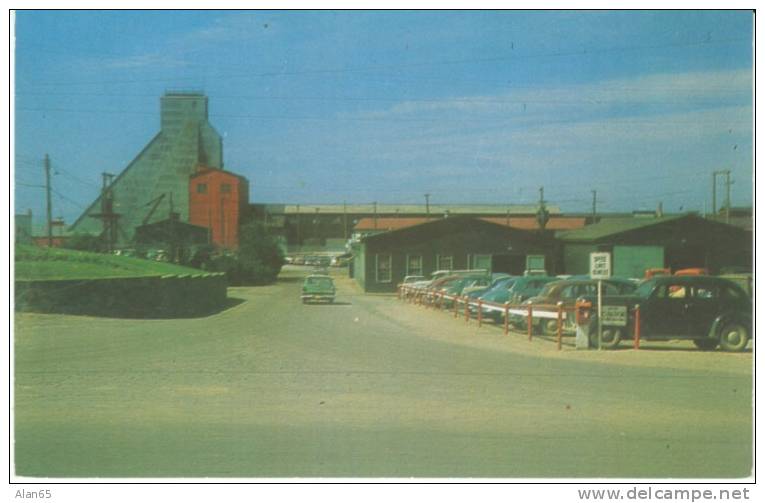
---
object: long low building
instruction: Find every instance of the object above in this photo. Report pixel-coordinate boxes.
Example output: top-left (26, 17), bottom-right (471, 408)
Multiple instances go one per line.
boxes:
top-left (351, 213), bottom-right (751, 293)
top-left (352, 216), bottom-right (560, 293)
top-left (254, 203), bottom-right (564, 252)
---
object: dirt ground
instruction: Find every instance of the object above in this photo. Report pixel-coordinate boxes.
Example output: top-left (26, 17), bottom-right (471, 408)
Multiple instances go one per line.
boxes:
top-left (13, 267), bottom-right (753, 478)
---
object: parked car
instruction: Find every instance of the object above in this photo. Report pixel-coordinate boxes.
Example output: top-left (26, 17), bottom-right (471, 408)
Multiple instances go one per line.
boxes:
top-left (398, 275), bottom-right (426, 288)
top-left (463, 274), bottom-right (512, 299)
top-left (443, 275), bottom-right (492, 297)
top-left (301, 275), bottom-right (336, 304)
top-left (409, 269), bottom-right (489, 290)
top-left (331, 253), bottom-right (353, 267)
top-left (719, 273), bottom-right (752, 297)
top-left (674, 267), bottom-right (709, 276)
top-left (470, 276), bottom-right (518, 321)
top-left (507, 276), bottom-right (559, 305)
top-left (523, 277), bottom-right (638, 336)
top-left (304, 256), bottom-right (320, 266)
top-left (644, 268), bottom-right (671, 279)
top-left (580, 276), bottom-right (751, 351)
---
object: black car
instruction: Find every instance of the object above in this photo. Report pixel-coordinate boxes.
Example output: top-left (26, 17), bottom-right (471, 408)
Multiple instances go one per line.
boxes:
top-left (583, 276), bottom-right (752, 351)
top-left (524, 277), bottom-right (638, 336)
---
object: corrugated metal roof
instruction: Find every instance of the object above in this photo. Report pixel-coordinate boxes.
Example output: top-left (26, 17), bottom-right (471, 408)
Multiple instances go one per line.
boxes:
top-left (281, 204), bottom-right (561, 215)
top-left (354, 216), bottom-right (586, 232)
top-left (360, 216), bottom-right (545, 243)
top-left (480, 216), bottom-right (587, 230)
top-left (354, 217), bottom-right (432, 231)
top-left (556, 215), bottom-right (689, 242)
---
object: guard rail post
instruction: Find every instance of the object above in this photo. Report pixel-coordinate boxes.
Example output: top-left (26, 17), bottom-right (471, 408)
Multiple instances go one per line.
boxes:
top-left (527, 304), bottom-right (533, 341)
top-left (633, 304), bottom-right (641, 350)
top-left (504, 302), bottom-right (510, 335)
top-left (477, 299), bottom-right (483, 327)
top-left (556, 302), bottom-right (563, 351)
top-left (464, 296), bottom-right (470, 322)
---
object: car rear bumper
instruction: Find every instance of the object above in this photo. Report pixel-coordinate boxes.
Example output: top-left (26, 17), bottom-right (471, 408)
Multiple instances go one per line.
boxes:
top-left (301, 294), bottom-right (335, 301)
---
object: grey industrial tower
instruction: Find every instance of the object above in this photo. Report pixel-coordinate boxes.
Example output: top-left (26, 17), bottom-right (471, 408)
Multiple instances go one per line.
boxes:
top-left (69, 91), bottom-right (223, 243)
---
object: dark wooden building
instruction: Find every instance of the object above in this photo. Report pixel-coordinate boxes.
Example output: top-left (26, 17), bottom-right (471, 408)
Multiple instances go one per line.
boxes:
top-left (557, 214), bottom-right (752, 278)
top-left (352, 217), bottom-right (560, 293)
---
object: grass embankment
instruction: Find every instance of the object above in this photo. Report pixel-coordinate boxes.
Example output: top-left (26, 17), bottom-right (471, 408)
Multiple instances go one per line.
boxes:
top-left (15, 245), bottom-right (199, 280)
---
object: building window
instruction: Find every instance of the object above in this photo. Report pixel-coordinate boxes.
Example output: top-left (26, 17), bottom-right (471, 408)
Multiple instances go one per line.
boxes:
top-left (406, 255), bottom-right (423, 276)
top-left (437, 255), bottom-right (453, 271)
top-left (221, 183), bottom-right (231, 193)
top-left (196, 183), bottom-right (207, 194)
top-left (376, 254), bottom-right (392, 283)
top-left (470, 254), bottom-right (492, 272)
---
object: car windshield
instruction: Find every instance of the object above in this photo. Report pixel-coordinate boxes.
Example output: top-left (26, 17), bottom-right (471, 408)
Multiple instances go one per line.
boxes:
top-left (634, 280), bottom-right (656, 298)
top-left (306, 277), bottom-right (333, 288)
top-left (488, 277), bottom-right (515, 293)
top-left (538, 282), bottom-right (561, 298)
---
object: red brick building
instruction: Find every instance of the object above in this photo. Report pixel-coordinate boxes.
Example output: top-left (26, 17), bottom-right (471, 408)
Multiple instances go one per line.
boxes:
top-left (188, 167), bottom-right (249, 249)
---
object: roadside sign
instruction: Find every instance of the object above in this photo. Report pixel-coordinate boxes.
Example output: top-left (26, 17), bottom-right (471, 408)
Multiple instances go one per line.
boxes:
top-left (590, 252), bottom-right (611, 279)
top-left (601, 305), bottom-right (628, 326)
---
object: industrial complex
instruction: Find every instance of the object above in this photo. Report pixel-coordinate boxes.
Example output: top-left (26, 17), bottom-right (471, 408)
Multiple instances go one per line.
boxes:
top-left (15, 91), bottom-right (752, 282)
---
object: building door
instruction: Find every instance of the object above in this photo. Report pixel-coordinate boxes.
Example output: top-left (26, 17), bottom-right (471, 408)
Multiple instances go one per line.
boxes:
top-left (613, 245), bottom-right (664, 279)
top-left (491, 254), bottom-right (525, 275)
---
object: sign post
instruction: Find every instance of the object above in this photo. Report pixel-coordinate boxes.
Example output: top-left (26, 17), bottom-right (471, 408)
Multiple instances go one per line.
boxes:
top-left (590, 252), bottom-right (612, 350)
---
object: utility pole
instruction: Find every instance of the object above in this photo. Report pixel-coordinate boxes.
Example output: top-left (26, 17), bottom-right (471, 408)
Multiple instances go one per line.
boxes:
top-left (296, 204), bottom-right (301, 252)
top-left (725, 171), bottom-right (732, 224)
top-left (591, 190), bottom-right (597, 221)
top-left (44, 154), bottom-right (53, 247)
top-left (536, 186), bottom-right (550, 230)
top-left (424, 193), bottom-right (430, 218)
top-left (712, 170), bottom-right (732, 222)
top-left (343, 200), bottom-right (348, 240)
top-left (373, 201), bottom-right (378, 229)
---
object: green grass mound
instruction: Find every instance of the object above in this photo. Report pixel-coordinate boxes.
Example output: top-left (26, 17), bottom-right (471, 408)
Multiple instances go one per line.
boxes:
top-left (15, 245), bottom-right (200, 281)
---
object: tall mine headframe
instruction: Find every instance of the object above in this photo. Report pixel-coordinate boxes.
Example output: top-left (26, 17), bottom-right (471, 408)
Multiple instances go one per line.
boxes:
top-left (69, 91), bottom-right (224, 244)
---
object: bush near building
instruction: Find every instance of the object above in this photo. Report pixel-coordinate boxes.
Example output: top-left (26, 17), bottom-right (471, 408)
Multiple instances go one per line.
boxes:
top-left (206, 221), bottom-right (285, 285)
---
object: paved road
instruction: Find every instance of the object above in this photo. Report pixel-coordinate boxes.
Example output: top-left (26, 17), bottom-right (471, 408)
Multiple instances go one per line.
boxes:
top-left (14, 267), bottom-right (752, 478)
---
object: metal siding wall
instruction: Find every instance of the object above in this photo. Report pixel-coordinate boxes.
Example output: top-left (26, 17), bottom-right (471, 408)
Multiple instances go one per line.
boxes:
top-left (613, 245), bottom-right (664, 279)
top-left (354, 243), bottom-right (366, 290)
top-left (563, 244), bottom-right (598, 275)
top-left (70, 94), bottom-right (222, 245)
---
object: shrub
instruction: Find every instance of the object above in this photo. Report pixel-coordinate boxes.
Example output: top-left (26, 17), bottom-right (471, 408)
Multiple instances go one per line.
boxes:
top-left (206, 222), bottom-right (284, 285)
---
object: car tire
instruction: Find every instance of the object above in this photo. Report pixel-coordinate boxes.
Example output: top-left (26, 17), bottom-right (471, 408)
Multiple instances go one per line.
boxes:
top-left (541, 319), bottom-right (559, 336)
top-left (718, 322), bottom-right (749, 352)
top-left (589, 327), bottom-right (622, 349)
top-left (693, 338), bottom-right (719, 351)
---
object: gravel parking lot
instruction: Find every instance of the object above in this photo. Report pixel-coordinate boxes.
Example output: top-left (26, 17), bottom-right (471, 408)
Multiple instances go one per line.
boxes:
top-left (14, 266), bottom-right (752, 478)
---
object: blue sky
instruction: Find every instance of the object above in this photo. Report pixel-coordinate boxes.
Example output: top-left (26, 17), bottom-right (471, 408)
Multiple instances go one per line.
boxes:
top-left (14, 10), bottom-right (753, 224)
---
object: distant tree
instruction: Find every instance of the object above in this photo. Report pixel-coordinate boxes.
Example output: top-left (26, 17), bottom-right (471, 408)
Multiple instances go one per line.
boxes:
top-left (207, 221), bottom-right (284, 285)
top-left (62, 233), bottom-right (104, 253)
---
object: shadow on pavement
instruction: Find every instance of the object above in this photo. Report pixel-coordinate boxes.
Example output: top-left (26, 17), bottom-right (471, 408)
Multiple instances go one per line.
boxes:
top-left (17, 297), bottom-right (247, 320)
